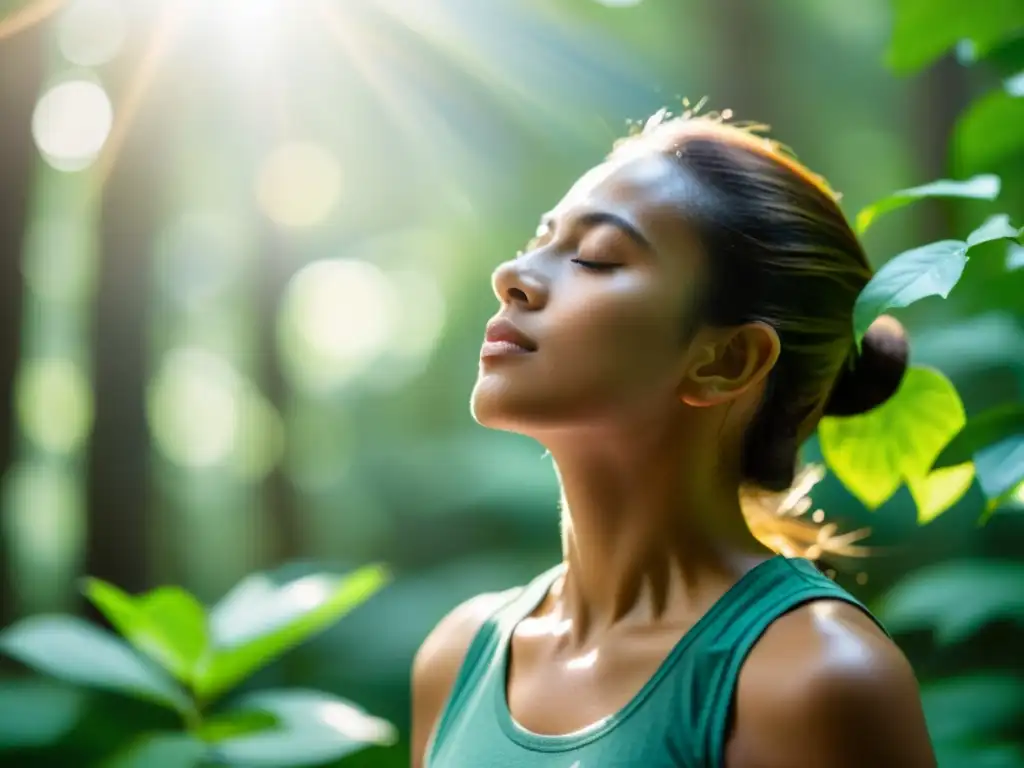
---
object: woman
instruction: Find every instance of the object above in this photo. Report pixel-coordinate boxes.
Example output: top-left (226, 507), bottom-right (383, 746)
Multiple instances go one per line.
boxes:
top-left (411, 112), bottom-right (936, 767)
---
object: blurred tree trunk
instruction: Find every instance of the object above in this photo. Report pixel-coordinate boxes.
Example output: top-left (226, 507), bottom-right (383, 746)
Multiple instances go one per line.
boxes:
top-left (259, 230), bottom-right (301, 565)
top-left (84, 50), bottom-right (169, 596)
top-left (705, 0), bottom-right (775, 123)
top-left (912, 55), bottom-right (972, 240)
top-left (0, 25), bottom-right (45, 626)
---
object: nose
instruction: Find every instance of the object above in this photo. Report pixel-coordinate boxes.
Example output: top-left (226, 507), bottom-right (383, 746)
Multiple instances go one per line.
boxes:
top-left (491, 258), bottom-right (549, 310)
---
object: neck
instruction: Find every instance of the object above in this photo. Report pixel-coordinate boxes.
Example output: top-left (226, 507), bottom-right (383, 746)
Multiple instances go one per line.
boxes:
top-left (541, 415), bottom-right (772, 642)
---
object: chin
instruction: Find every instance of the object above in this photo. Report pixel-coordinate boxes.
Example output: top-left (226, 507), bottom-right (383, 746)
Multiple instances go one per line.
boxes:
top-left (469, 372), bottom-right (526, 431)
top-left (469, 370), bottom-right (604, 434)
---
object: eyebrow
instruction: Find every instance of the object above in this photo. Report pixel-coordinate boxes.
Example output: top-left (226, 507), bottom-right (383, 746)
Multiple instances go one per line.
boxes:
top-left (540, 210), bottom-right (654, 253)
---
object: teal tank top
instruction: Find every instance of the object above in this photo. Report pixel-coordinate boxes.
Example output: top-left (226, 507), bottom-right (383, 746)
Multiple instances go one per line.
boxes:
top-left (427, 555), bottom-right (887, 767)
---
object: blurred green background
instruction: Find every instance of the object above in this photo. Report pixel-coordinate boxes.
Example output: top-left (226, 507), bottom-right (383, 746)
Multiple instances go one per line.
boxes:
top-left (0, 0), bottom-right (1022, 765)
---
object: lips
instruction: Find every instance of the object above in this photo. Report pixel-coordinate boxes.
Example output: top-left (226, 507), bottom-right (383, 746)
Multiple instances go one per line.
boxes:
top-left (481, 317), bottom-right (537, 358)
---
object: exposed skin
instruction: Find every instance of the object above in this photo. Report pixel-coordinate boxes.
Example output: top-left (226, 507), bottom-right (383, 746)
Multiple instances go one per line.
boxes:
top-left (411, 151), bottom-right (936, 767)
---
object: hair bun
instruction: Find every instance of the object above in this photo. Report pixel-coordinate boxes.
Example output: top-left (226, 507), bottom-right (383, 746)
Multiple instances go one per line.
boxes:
top-left (824, 315), bottom-right (909, 417)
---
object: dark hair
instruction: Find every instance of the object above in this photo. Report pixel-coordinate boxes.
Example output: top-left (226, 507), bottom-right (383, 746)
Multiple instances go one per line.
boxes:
top-left (613, 113), bottom-right (909, 496)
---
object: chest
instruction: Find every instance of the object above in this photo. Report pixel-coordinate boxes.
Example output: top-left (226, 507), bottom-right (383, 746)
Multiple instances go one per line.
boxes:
top-left (505, 621), bottom-right (690, 736)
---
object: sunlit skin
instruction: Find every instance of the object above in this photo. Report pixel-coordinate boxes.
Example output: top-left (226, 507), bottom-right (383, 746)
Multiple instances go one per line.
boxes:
top-left (413, 151), bottom-right (936, 767)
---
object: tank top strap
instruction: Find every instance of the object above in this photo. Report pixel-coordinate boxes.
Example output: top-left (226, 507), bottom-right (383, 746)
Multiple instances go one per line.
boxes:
top-left (695, 556), bottom-right (889, 767)
top-left (427, 563), bottom-right (564, 763)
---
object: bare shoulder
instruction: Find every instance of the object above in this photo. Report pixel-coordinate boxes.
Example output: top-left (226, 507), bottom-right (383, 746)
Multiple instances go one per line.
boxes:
top-left (410, 589), bottom-right (520, 768)
top-left (727, 599), bottom-right (936, 768)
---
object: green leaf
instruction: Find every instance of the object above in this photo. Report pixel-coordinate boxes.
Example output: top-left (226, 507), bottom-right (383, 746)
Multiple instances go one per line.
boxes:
top-left (980, 37), bottom-right (1024, 78)
top-left (934, 404), bottom-right (1024, 468)
top-left (103, 733), bottom-right (207, 768)
top-left (919, 676), bottom-right (1024, 744)
top-left (853, 240), bottom-right (968, 341)
top-left (0, 615), bottom-right (188, 712)
top-left (955, 90), bottom-right (1024, 175)
top-left (195, 710), bottom-right (279, 744)
top-left (83, 579), bottom-right (209, 685)
top-left (886, 0), bottom-right (1024, 74)
top-left (819, 367), bottom-right (969, 516)
top-left (879, 560), bottom-right (1024, 644)
top-left (965, 213), bottom-right (1023, 247)
top-left (933, 404), bottom-right (1024, 505)
top-left (907, 462), bottom-right (975, 524)
top-left (855, 175), bottom-right (999, 234)
top-left (0, 680), bottom-right (86, 749)
top-left (974, 437), bottom-right (1024, 504)
top-left (933, 742), bottom-right (1024, 768)
top-left (212, 689), bottom-right (397, 767)
top-left (193, 564), bottom-right (389, 703)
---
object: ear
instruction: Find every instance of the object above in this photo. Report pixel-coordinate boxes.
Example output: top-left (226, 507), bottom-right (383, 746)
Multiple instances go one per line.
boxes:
top-left (679, 322), bottom-right (780, 407)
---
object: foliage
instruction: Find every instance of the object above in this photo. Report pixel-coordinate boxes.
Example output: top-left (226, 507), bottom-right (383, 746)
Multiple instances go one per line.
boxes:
top-left (867, 3), bottom-right (1024, 766)
top-left (817, 0), bottom-right (1024, 523)
top-left (0, 565), bottom-right (395, 767)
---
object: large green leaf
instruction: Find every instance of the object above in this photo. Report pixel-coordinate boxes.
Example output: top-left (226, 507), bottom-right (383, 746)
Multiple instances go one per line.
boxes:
top-left (212, 689), bottom-right (397, 767)
top-left (934, 404), bottom-right (1024, 468)
top-left (0, 616), bottom-right (188, 712)
top-left (193, 564), bottom-right (389, 703)
top-left (852, 241), bottom-right (969, 341)
top-left (879, 560), bottom-right (1024, 644)
top-left (819, 367), bottom-right (970, 519)
top-left (855, 175), bottom-right (999, 234)
top-left (955, 90), bottom-right (1024, 175)
top-left (886, 0), bottom-right (1024, 74)
top-left (0, 680), bottom-right (86, 749)
top-left (83, 580), bottom-right (209, 685)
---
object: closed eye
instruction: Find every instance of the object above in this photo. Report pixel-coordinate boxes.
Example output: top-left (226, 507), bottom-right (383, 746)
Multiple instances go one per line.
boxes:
top-left (571, 259), bottom-right (620, 272)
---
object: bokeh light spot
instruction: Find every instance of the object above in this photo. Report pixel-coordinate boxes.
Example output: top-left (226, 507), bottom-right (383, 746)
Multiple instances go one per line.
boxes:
top-left (15, 359), bottom-right (94, 454)
top-left (278, 259), bottom-right (398, 393)
top-left (147, 347), bottom-right (283, 476)
top-left (148, 348), bottom-right (241, 469)
top-left (256, 143), bottom-right (342, 228)
top-left (57, 0), bottom-right (127, 67)
top-left (1, 462), bottom-right (84, 611)
top-left (32, 79), bottom-right (113, 172)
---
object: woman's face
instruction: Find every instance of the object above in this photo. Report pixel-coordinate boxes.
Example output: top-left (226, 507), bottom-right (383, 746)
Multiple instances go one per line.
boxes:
top-left (471, 150), bottom-right (711, 434)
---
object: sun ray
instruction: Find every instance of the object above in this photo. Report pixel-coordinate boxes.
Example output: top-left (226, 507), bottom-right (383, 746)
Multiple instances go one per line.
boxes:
top-left (370, 0), bottom-right (587, 138)
top-left (0, 0), bottom-right (67, 41)
top-left (89, 0), bottom-right (192, 193)
top-left (313, 0), bottom-right (475, 206)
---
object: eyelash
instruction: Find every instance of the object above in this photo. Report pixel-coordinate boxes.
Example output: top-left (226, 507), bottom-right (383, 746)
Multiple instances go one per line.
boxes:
top-left (571, 259), bottom-right (619, 272)
top-left (521, 235), bottom-right (620, 272)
